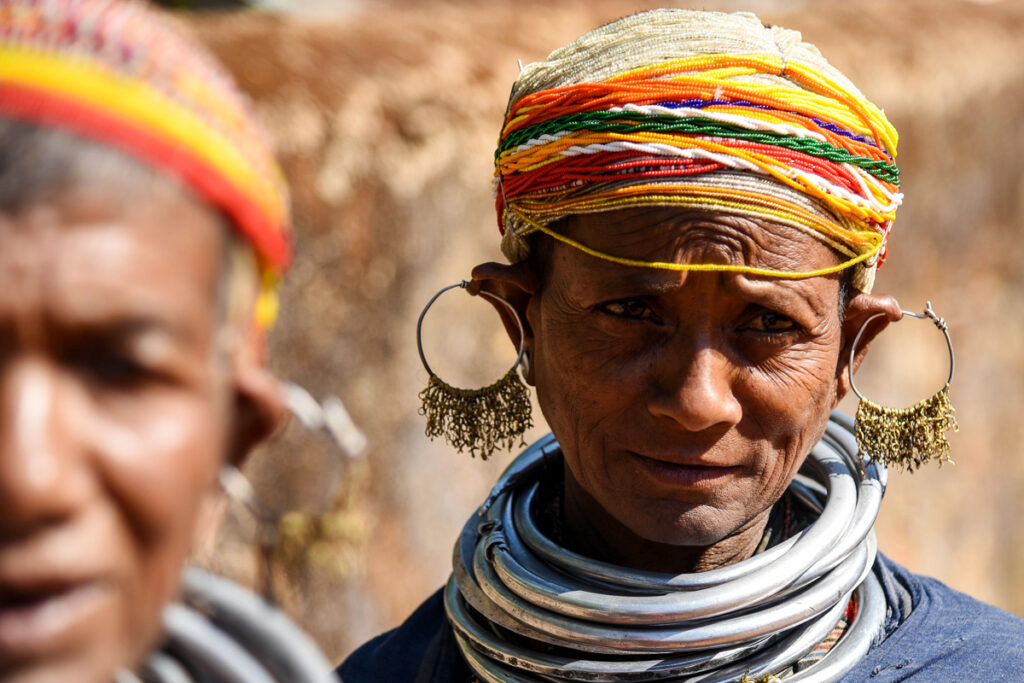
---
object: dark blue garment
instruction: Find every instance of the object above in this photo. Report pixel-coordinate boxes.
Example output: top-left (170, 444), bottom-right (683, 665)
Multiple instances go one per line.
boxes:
top-left (339, 586), bottom-right (470, 683)
top-left (845, 557), bottom-right (1024, 680)
top-left (338, 555), bottom-right (1024, 682)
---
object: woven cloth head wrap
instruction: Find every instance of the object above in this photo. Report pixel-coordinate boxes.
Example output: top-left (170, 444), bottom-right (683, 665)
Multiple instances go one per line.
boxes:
top-left (0, 0), bottom-right (290, 325)
top-left (495, 9), bottom-right (900, 292)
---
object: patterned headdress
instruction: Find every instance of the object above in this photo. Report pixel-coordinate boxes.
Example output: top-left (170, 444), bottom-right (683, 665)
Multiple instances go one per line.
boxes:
top-left (0, 0), bottom-right (290, 325)
top-left (495, 9), bottom-right (900, 292)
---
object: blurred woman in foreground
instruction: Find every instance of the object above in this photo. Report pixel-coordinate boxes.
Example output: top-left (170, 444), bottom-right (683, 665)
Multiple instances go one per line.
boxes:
top-left (0, 1), bottom-right (335, 680)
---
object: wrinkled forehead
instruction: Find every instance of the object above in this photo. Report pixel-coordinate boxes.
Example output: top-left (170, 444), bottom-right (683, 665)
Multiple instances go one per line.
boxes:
top-left (559, 208), bottom-right (843, 275)
top-left (0, 182), bottom-right (227, 340)
top-left (537, 209), bottom-right (847, 318)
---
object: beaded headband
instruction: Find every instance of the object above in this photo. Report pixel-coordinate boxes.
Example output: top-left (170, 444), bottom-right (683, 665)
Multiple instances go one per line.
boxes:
top-left (495, 10), bottom-right (900, 292)
top-left (0, 0), bottom-right (290, 326)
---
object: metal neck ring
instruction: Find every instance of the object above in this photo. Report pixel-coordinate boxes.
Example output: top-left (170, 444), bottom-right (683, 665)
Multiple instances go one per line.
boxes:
top-left (416, 281), bottom-right (527, 380)
top-left (848, 301), bottom-right (955, 403)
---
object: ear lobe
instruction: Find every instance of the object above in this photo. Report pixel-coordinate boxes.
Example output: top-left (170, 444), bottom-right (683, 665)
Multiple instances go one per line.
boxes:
top-left (469, 261), bottom-right (539, 383)
top-left (227, 363), bottom-right (287, 468)
top-left (834, 292), bottom-right (902, 405)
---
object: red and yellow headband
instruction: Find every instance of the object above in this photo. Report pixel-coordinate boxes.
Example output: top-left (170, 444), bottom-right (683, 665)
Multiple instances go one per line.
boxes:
top-left (0, 0), bottom-right (290, 325)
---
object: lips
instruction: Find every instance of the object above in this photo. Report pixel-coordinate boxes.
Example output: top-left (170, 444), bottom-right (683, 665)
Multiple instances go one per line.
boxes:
top-left (626, 450), bottom-right (742, 488)
top-left (0, 577), bottom-right (112, 656)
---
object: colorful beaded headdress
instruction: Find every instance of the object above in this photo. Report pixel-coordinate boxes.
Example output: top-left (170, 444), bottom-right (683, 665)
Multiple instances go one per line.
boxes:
top-left (0, 0), bottom-right (290, 325)
top-left (495, 9), bottom-right (900, 292)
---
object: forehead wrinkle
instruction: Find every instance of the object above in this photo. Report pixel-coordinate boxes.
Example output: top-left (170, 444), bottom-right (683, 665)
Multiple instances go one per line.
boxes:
top-left (553, 252), bottom-right (687, 303)
top-left (566, 210), bottom-right (751, 264)
top-left (743, 222), bottom-right (842, 274)
top-left (673, 225), bottom-right (748, 268)
top-left (564, 209), bottom-right (841, 273)
top-left (0, 190), bottom-right (224, 354)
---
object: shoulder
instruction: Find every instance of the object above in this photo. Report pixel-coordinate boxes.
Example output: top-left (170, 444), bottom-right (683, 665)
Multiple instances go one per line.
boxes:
top-left (843, 556), bottom-right (1024, 681)
top-left (337, 587), bottom-right (470, 683)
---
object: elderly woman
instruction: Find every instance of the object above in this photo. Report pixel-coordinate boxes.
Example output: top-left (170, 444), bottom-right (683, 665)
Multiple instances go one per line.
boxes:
top-left (340, 9), bottom-right (1024, 683)
top-left (0, 0), bottom-right (336, 681)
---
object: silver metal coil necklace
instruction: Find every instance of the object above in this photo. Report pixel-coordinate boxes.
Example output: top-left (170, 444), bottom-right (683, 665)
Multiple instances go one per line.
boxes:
top-left (446, 412), bottom-right (890, 683)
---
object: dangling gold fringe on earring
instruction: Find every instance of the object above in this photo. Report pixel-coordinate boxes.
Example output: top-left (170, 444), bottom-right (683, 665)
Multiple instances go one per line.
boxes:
top-left (417, 281), bottom-right (534, 460)
top-left (419, 368), bottom-right (533, 460)
top-left (855, 384), bottom-right (958, 472)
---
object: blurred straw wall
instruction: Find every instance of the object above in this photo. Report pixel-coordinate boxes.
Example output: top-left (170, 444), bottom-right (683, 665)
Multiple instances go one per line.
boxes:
top-left (184, 0), bottom-right (1024, 663)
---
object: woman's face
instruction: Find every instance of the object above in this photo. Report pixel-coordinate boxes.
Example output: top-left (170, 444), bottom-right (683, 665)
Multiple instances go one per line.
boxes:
top-left (0, 182), bottom-right (271, 682)
top-left (527, 207), bottom-right (853, 551)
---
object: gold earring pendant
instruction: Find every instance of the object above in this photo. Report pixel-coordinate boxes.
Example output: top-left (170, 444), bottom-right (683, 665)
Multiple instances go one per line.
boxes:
top-left (849, 301), bottom-right (958, 473)
top-left (416, 281), bottom-right (533, 460)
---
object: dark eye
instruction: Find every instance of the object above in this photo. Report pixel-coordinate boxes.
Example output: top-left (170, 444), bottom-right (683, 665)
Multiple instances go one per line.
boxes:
top-left (91, 355), bottom-right (148, 385)
top-left (746, 312), bottom-right (796, 333)
top-left (66, 349), bottom-right (149, 388)
top-left (601, 299), bottom-right (655, 320)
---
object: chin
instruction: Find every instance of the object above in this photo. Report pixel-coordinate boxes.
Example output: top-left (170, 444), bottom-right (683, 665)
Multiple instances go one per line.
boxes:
top-left (1, 655), bottom-right (118, 683)
top-left (623, 502), bottom-right (740, 548)
top-left (0, 622), bottom-right (152, 683)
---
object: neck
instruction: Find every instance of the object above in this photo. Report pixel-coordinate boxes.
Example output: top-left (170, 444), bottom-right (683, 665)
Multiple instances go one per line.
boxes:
top-left (560, 464), bottom-right (774, 574)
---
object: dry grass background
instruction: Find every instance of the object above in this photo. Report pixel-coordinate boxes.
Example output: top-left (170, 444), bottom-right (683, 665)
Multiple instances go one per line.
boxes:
top-left (183, 0), bottom-right (1024, 663)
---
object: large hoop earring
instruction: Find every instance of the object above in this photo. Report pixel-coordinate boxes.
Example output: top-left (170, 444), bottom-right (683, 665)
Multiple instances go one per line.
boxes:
top-left (849, 301), bottom-right (958, 472)
top-left (216, 384), bottom-right (367, 601)
top-left (417, 280), bottom-right (533, 460)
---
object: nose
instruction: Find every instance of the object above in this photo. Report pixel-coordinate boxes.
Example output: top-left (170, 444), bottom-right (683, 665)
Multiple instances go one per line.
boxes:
top-left (647, 337), bottom-right (742, 433)
top-left (0, 357), bottom-right (87, 536)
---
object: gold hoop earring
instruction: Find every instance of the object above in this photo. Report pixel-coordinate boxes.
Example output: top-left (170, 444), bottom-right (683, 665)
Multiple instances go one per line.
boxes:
top-left (849, 301), bottom-right (958, 472)
top-left (417, 281), bottom-right (533, 460)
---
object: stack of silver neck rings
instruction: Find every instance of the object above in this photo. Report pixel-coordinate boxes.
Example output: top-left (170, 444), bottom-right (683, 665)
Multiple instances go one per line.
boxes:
top-left (446, 412), bottom-right (889, 682)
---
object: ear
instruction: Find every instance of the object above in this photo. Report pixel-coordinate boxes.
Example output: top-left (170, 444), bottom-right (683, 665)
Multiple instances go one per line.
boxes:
top-left (834, 292), bottom-right (902, 406)
top-left (226, 358), bottom-right (287, 468)
top-left (193, 358), bottom-right (281, 551)
top-left (468, 261), bottom-right (539, 383)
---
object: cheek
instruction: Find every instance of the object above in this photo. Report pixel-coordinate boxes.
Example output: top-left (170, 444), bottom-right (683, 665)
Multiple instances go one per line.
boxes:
top-left (97, 390), bottom-right (226, 527)
top-left (533, 322), bottom-right (644, 447)
top-left (748, 339), bottom-right (839, 419)
top-left (105, 405), bottom-right (222, 528)
top-left (533, 326), bottom-right (662, 505)
top-left (739, 339), bottom-right (840, 481)
top-left (89, 388), bottom-right (229, 628)
top-left (534, 307), bottom-right (652, 409)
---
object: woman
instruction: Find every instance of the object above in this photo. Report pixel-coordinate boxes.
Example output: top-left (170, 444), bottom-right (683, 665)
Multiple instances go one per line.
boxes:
top-left (0, 1), bottom-right (336, 681)
top-left (340, 8), bottom-right (1024, 683)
